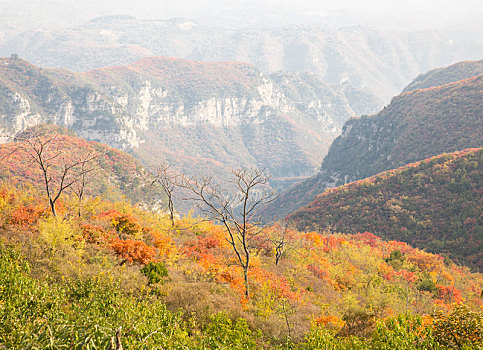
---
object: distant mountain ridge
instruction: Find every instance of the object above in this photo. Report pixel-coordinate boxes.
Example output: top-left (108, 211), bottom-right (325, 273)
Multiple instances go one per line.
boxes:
top-left (262, 60), bottom-right (483, 220)
top-left (2, 16), bottom-right (482, 104)
top-left (289, 148), bottom-right (483, 271)
top-left (0, 56), bottom-right (369, 189)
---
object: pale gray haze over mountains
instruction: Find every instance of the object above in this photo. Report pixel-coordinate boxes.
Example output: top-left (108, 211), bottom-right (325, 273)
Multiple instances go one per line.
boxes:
top-left (0, 0), bottom-right (481, 203)
top-left (1, 0), bottom-right (482, 31)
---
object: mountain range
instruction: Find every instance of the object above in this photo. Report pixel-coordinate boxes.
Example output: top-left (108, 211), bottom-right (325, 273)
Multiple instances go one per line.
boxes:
top-left (262, 60), bottom-right (483, 220)
top-left (2, 16), bottom-right (482, 104)
top-left (0, 56), bottom-right (373, 189)
top-left (1, 5), bottom-right (483, 348)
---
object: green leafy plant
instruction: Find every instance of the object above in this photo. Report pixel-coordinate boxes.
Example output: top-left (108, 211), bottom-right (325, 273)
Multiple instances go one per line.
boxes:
top-left (141, 261), bottom-right (170, 285)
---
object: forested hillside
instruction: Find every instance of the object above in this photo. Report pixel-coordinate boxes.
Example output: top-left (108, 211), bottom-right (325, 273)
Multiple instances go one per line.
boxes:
top-left (403, 60), bottom-right (483, 92)
top-left (0, 180), bottom-right (481, 348)
top-left (0, 67), bottom-right (481, 350)
top-left (290, 148), bottom-right (483, 271)
top-left (263, 65), bottom-right (483, 220)
top-left (0, 2), bottom-right (482, 348)
top-left (0, 125), bottom-right (162, 207)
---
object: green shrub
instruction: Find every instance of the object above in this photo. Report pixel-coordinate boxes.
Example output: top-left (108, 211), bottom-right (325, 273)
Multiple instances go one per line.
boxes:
top-left (202, 313), bottom-right (262, 349)
top-left (417, 273), bottom-right (437, 293)
top-left (370, 314), bottom-right (441, 350)
top-left (141, 261), bottom-right (170, 285)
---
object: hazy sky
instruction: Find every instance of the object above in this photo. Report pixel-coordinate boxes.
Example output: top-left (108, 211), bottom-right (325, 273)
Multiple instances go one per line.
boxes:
top-left (1, 0), bottom-right (482, 31)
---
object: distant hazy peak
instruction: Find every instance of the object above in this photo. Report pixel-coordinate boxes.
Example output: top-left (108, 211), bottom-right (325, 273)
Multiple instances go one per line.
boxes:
top-left (88, 15), bottom-right (137, 23)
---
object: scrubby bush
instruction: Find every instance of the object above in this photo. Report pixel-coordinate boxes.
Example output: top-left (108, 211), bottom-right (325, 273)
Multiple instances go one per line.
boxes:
top-left (141, 261), bottom-right (170, 284)
top-left (432, 304), bottom-right (483, 349)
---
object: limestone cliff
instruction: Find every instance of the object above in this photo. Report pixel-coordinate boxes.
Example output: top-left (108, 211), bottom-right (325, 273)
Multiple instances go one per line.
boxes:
top-left (0, 56), bottom-right (370, 189)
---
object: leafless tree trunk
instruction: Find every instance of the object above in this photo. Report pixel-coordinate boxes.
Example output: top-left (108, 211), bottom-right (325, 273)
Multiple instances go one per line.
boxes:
top-left (72, 150), bottom-right (102, 217)
top-left (281, 298), bottom-right (292, 339)
top-left (271, 219), bottom-right (293, 266)
top-left (22, 134), bottom-right (97, 217)
top-left (180, 167), bottom-right (275, 299)
top-left (0, 147), bottom-right (18, 162)
top-left (152, 162), bottom-right (178, 228)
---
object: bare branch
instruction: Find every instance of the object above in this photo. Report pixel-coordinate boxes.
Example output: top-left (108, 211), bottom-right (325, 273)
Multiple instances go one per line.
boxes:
top-left (180, 167), bottom-right (276, 298)
top-left (20, 133), bottom-right (100, 217)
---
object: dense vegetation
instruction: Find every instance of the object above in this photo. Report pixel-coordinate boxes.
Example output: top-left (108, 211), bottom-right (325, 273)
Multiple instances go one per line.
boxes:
top-left (2, 246), bottom-right (482, 349)
top-left (0, 58), bottom-right (481, 347)
top-left (263, 72), bottom-right (483, 220)
top-left (274, 74), bottom-right (483, 186)
top-left (403, 60), bottom-right (483, 92)
top-left (0, 56), bottom-right (346, 189)
top-left (0, 175), bottom-right (481, 347)
top-left (0, 125), bottom-right (163, 207)
top-left (290, 148), bottom-right (483, 271)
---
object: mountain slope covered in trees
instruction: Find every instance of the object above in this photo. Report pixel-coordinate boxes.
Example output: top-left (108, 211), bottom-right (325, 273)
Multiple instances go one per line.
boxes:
top-left (403, 59), bottom-right (483, 92)
top-left (262, 63), bottom-right (483, 220)
top-left (290, 148), bottom-right (483, 271)
top-left (0, 56), bottom-right (371, 190)
top-left (0, 125), bottom-right (162, 207)
top-left (0, 180), bottom-right (481, 347)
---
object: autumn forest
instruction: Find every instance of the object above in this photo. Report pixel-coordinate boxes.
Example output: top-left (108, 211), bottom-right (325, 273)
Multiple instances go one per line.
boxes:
top-left (0, 2), bottom-right (482, 348)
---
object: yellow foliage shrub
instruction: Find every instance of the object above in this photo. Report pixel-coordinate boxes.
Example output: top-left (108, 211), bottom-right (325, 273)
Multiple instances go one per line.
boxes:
top-left (38, 217), bottom-right (82, 255)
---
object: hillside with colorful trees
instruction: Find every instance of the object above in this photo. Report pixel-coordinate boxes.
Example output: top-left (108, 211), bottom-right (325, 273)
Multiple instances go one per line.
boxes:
top-left (0, 58), bottom-right (482, 347)
top-left (290, 148), bottom-right (483, 271)
top-left (0, 125), bottom-right (164, 208)
top-left (0, 55), bottom-right (355, 191)
top-left (0, 166), bottom-right (482, 347)
top-left (262, 72), bottom-right (483, 220)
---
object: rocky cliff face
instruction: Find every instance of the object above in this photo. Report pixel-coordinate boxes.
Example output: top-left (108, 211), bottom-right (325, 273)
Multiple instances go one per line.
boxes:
top-left (261, 61), bottom-right (483, 220)
top-left (0, 56), bottom-right (371, 189)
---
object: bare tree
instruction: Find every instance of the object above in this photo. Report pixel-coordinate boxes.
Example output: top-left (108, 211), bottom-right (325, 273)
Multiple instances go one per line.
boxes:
top-left (21, 134), bottom-right (97, 217)
top-left (280, 298), bottom-right (294, 339)
top-left (152, 162), bottom-right (178, 228)
top-left (180, 167), bottom-right (276, 299)
top-left (72, 150), bottom-right (102, 217)
top-left (270, 219), bottom-right (293, 266)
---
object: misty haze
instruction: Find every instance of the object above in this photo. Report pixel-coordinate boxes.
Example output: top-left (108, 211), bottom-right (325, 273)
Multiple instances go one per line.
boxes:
top-left (0, 1), bottom-right (482, 348)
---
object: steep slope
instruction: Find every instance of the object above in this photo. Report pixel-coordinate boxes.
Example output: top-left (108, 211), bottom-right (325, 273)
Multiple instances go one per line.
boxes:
top-left (403, 59), bottom-right (483, 92)
top-left (2, 16), bottom-right (482, 103)
top-left (0, 125), bottom-right (162, 206)
top-left (318, 75), bottom-right (483, 181)
top-left (270, 71), bottom-right (380, 127)
top-left (262, 67), bottom-right (483, 220)
top-left (0, 56), bottom-right (364, 189)
top-left (289, 149), bottom-right (483, 271)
